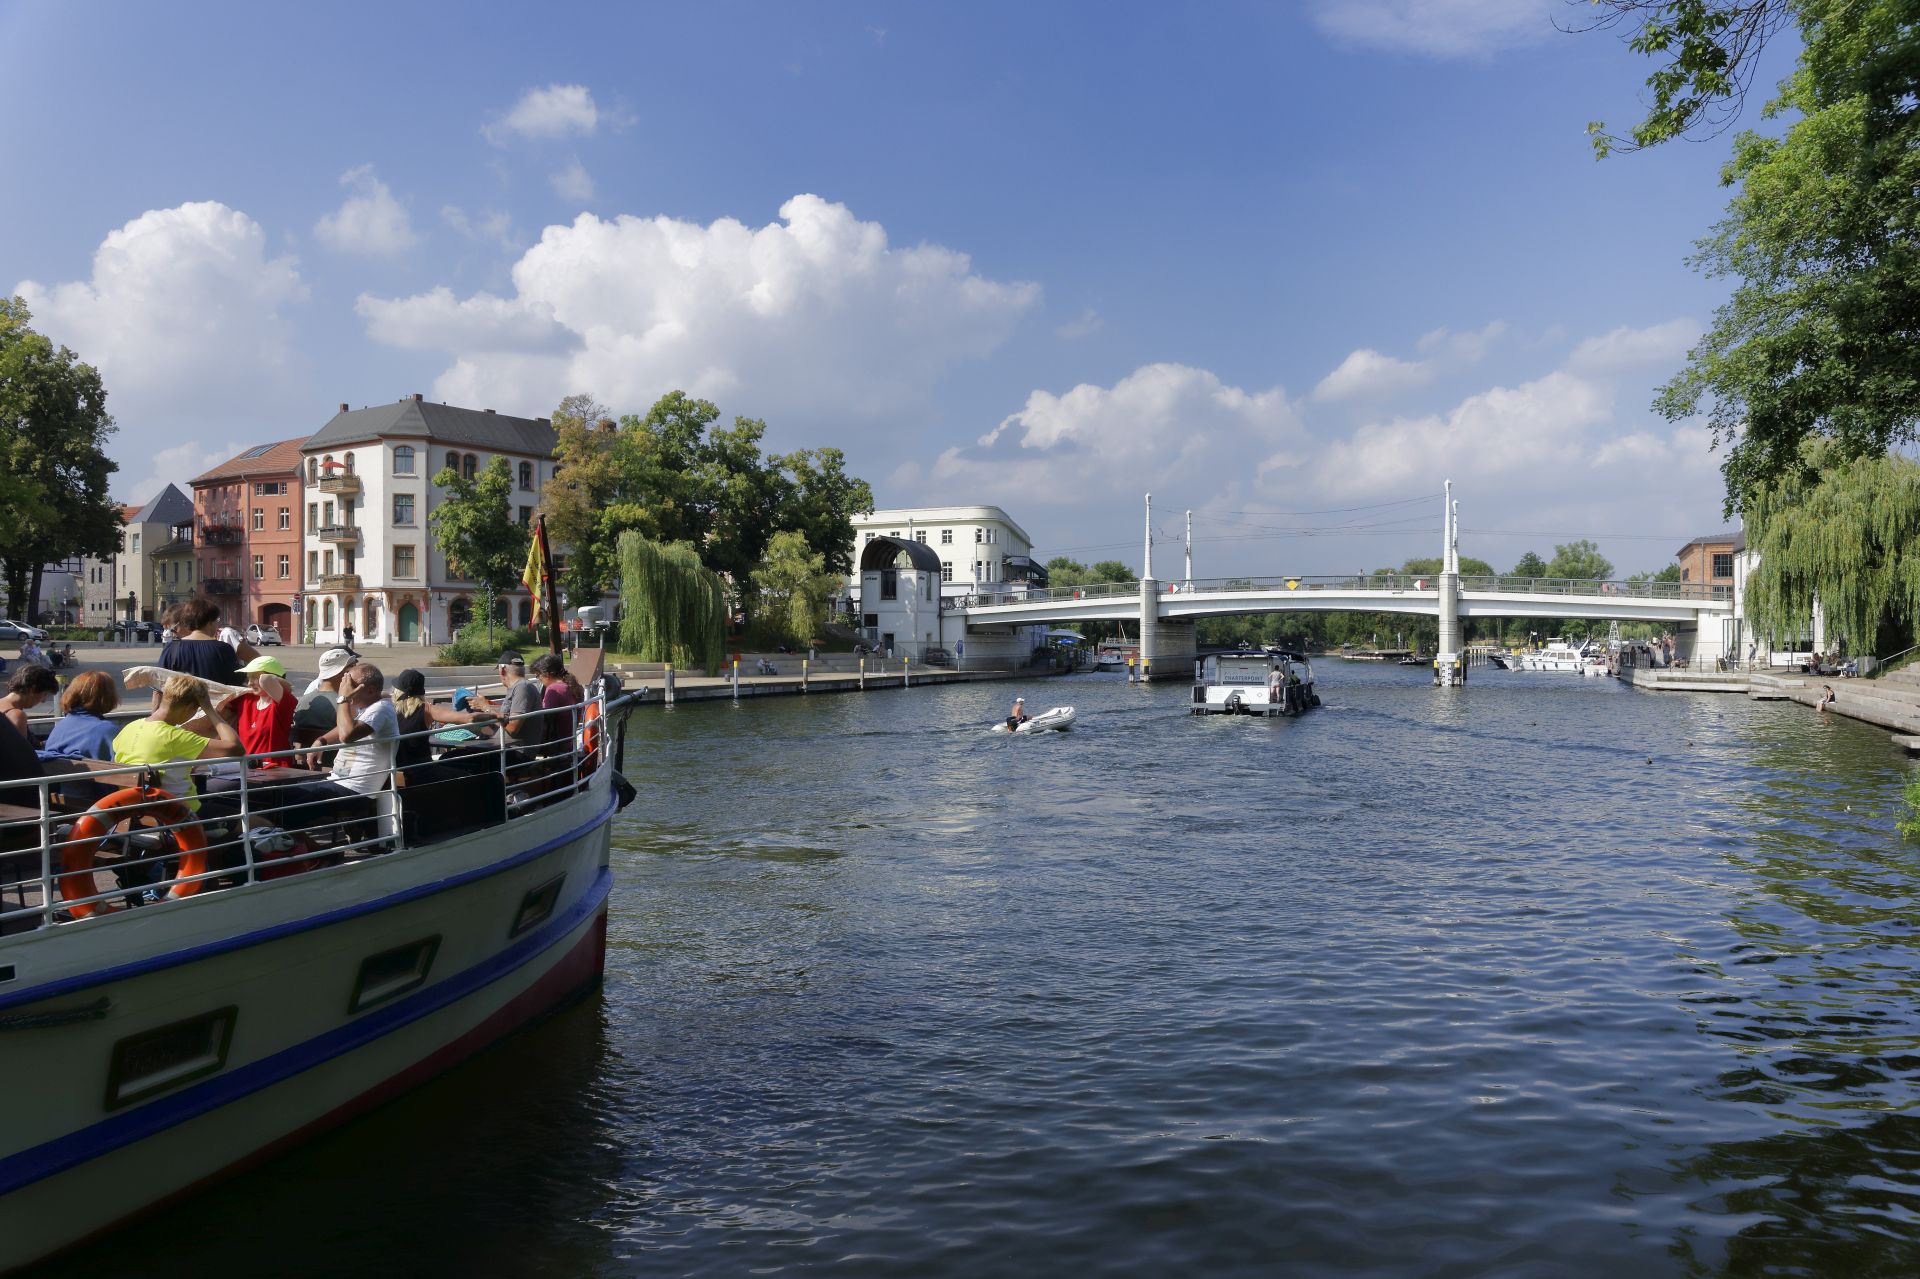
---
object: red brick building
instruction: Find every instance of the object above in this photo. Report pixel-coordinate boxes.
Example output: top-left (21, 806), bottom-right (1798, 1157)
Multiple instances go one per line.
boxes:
top-left (1675, 531), bottom-right (1739, 591)
top-left (190, 439), bottom-right (307, 640)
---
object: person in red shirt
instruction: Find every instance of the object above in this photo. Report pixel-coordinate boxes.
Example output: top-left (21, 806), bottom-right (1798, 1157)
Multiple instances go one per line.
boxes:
top-left (226, 654), bottom-right (296, 766)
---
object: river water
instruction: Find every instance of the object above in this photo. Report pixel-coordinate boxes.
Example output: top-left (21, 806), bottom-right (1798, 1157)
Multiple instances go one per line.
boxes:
top-left (49, 663), bottom-right (1920, 1277)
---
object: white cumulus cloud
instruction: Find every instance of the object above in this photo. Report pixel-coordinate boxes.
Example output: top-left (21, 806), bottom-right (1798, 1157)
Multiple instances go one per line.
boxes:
top-left (15, 201), bottom-right (310, 491)
top-left (1312, 348), bottom-right (1434, 402)
top-left (1309, 0), bottom-right (1555, 58)
top-left (314, 165), bottom-right (418, 256)
top-left (550, 157), bottom-right (595, 202)
top-left (485, 84), bottom-right (602, 143)
top-left (359, 193), bottom-right (1040, 420)
top-left (1565, 317), bottom-right (1699, 376)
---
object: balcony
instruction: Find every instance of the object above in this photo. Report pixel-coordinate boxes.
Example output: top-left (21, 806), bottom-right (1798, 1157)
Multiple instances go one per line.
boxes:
top-left (317, 524), bottom-right (361, 545)
top-left (200, 523), bottom-right (244, 546)
top-left (315, 472), bottom-right (362, 496)
top-left (318, 573), bottom-right (362, 592)
top-left (202, 577), bottom-right (243, 595)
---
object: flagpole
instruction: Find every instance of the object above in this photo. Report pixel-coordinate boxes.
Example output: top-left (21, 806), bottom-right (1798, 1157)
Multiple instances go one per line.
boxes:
top-left (538, 514), bottom-right (563, 655)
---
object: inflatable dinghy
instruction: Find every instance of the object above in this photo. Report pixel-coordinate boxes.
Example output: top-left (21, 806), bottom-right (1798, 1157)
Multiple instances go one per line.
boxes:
top-left (991, 705), bottom-right (1076, 734)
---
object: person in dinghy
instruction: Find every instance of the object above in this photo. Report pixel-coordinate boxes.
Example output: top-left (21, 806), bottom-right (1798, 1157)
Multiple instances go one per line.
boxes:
top-left (1005, 696), bottom-right (1029, 733)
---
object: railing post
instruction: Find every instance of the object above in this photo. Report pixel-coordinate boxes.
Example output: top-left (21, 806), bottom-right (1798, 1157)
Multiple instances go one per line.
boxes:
top-left (663, 663), bottom-right (676, 706)
top-left (239, 767), bottom-right (256, 883)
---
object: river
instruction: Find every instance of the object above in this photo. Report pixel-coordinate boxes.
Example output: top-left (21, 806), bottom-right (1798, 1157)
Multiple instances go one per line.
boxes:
top-left (46, 663), bottom-right (1920, 1277)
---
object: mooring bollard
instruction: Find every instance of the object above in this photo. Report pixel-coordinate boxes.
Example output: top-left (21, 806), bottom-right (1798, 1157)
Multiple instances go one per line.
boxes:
top-left (904, 655), bottom-right (911, 688)
top-left (1143, 659), bottom-right (1151, 682)
top-left (664, 663), bottom-right (676, 706)
top-left (859, 656), bottom-right (866, 690)
top-left (1127, 655), bottom-right (1136, 684)
top-left (731, 658), bottom-right (739, 700)
top-left (802, 657), bottom-right (810, 691)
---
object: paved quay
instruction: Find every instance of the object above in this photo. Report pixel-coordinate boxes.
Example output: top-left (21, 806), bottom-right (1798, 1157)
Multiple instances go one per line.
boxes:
top-left (1622, 657), bottom-right (1920, 750)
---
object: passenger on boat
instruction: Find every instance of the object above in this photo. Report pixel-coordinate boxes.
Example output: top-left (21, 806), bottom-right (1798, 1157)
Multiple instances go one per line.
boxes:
top-left (388, 667), bottom-right (491, 771)
top-left (317, 663), bottom-right (398, 797)
top-left (158, 599), bottom-right (256, 688)
top-left (112, 674), bottom-right (244, 812)
top-left (39, 671), bottom-right (120, 762)
top-left (224, 655), bottom-right (295, 766)
top-left (470, 652), bottom-right (543, 752)
top-left (530, 653), bottom-right (583, 752)
top-left (1006, 696), bottom-right (1029, 732)
top-left (0, 665), bottom-right (59, 740)
top-left (294, 648), bottom-right (357, 764)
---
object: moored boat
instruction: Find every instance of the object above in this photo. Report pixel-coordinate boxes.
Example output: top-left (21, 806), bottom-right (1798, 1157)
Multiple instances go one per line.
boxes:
top-left (0, 662), bottom-right (637, 1271)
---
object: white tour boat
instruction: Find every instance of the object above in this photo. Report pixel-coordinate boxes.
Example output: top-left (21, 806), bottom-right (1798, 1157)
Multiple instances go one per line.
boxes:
top-left (1191, 650), bottom-right (1319, 716)
top-left (1514, 639), bottom-right (1592, 673)
top-left (0, 657), bottom-right (636, 1271)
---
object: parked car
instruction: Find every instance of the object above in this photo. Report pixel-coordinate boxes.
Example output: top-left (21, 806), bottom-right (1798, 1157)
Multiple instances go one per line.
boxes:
top-left (0, 618), bottom-right (47, 642)
top-left (245, 623), bottom-right (283, 646)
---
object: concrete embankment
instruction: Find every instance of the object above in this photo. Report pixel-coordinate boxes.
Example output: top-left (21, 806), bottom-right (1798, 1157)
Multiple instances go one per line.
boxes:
top-left (602, 655), bottom-right (1054, 705)
top-left (1623, 658), bottom-right (1920, 753)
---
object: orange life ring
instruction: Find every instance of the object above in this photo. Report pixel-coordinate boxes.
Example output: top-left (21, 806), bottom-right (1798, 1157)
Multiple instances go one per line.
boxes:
top-left (58, 786), bottom-right (209, 919)
top-left (580, 699), bottom-right (604, 777)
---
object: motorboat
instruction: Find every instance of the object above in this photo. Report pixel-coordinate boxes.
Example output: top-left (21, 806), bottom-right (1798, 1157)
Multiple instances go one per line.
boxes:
top-left (993, 705), bottom-right (1076, 734)
top-left (1514, 639), bottom-right (1591, 673)
top-left (0, 659), bottom-right (639, 1269)
top-left (1191, 650), bottom-right (1319, 716)
top-left (1092, 644), bottom-right (1137, 673)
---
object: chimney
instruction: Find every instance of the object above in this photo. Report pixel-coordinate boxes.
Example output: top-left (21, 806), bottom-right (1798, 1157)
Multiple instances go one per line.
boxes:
top-left (338, 402), bottom-right (349, 413)
top-left (485, 408), bottom-right (496, 414)
top-left (411, 392), bottom-right (424, 402)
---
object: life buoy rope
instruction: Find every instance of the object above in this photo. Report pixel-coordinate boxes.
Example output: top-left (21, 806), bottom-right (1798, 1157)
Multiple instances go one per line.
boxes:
top-left (57, 785), bottom-right (209, 919)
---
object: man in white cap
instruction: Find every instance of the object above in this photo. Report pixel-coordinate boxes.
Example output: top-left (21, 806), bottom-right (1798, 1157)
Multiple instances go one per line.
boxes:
top-left (1006, 696), bottom-right (1029, 733)
top-left (293, 647), bottom-right (357, 764)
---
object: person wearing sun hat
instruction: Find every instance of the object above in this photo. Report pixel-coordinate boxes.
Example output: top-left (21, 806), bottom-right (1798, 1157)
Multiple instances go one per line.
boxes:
top-left (293, 647), bottom-right (357, 763)
top-left (225, 653), bottom-right (296, 766)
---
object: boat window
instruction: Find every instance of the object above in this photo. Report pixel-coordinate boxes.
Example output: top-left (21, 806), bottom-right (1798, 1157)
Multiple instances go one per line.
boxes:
top-left (0, 964), bottom-right (13, 983)
top-left (511, 875), bottom-right (565, 938)
top-left (349, 936), bottom-right (442, 1015)
top-left (106, 1006), bottom-right (238, 1110)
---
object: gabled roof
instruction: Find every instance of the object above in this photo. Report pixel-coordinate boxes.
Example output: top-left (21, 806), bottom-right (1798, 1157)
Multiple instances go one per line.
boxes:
top-left (302, 396), bottom-right (557, 457)
top-left (191, 437), bottom-right (307, 484)
top-left (130, 484), bottom-right (193, 526)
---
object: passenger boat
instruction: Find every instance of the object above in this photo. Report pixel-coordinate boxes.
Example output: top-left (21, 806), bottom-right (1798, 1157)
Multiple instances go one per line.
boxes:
top-left (0, 658), bottom-right (637, 1272)
top-left (1191, 650), bottom-right (1319, 716)
top-left (1092, 643), bottom-right (1138, 673)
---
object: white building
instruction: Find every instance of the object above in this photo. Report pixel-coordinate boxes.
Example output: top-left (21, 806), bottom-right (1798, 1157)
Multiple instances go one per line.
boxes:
top-left (298, 395), bottom-right (557, 647)
top-left (847, 505), bottom-right (1051, 669)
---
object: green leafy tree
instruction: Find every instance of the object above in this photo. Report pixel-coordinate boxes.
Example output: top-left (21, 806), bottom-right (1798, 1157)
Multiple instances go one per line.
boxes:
top-left (752, 530), bottom-right (840, 646)
top-left (776, 447), bottom-right (874, 577)
top-left (0, 297), bottom-right (119, 615)
top-left (428, 456), bottom-right (531, 611)
top-left (1090, 560), bottom-right (1138, 585)
top-left (541, 394), bottom-right (621, 602)
top-left (1545, 540), bottom-right (1615, 581)
top-left (617, 532), bottom-right (726, 672)
top-left (1510, 551), bottom-right (1549, 578)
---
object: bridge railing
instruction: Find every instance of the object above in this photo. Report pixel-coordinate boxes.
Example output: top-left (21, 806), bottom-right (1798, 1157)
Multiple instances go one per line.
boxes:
top-left (953, 575), bottom-right (1731, 609)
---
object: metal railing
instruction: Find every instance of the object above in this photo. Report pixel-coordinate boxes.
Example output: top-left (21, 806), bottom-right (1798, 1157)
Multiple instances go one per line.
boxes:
top-left (0, 687), bottom-right (631, 934)
top-left (954, 575), bottom-right (1734, 609)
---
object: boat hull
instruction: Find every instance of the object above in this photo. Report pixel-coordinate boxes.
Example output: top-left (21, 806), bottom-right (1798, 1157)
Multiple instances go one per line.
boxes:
top-left (0, 782), bottom-right (615, 1273)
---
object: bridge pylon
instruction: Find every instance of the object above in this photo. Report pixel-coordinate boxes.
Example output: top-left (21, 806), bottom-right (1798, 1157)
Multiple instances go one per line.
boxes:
top-left (1435, 480), bottom-right (1464, 685)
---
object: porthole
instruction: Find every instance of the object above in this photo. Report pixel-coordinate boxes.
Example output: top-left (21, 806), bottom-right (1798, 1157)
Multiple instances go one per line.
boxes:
top-left (106, 1007), bottom-right (238, 1110)
top-left (349, 936), bottom-right (441, 1015)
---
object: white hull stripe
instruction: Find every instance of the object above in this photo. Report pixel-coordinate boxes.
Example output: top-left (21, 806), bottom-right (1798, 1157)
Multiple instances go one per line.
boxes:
top-left (0, 865), bottom-right (612, 1198)
top-left (0, 792), bottom-right (618, 1016)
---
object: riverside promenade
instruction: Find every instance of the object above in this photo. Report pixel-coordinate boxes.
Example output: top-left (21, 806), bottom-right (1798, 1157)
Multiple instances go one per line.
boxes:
top-left (601, 654), bottom-right (1042, 705)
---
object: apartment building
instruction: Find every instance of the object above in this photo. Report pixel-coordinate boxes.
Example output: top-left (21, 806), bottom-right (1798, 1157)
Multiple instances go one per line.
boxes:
top-left (1675, 531), bottom-right (1740, 589)
top-left (299, 395), bottom-right (557, 646)
top-left (191, 439), bottom-right (307, 641)
top-left (84, 486), bottom-right (194, 627)
top-left (846, 505), bottom-right (1045, 600)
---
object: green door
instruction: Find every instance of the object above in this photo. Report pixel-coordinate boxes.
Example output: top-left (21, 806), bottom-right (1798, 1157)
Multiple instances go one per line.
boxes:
top-left (398, 603), bottom-right (419, 643)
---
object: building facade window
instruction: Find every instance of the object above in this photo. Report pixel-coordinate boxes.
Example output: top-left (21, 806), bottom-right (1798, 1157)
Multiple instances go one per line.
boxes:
top-left (323, 550), bottom-right (335, 576)
top-left (393, 545), bottom-right (415, 578)
top-left (520, 505), bottom-right (532, 525)
top-left (941, 561), bottom-right (953, 582)
top-left (308, 502), bottom-right (318, 530)
top-left (393, 494), bottom-right (414, 525)
top-left (252, 508), bottom-right (264, 531)
top-left (323, 599), bottom-right (333, 628)
top-left (1711, 552), bottom-right (1734, 579)
top-left (252, 555), bottom-right (264, 579)
top-left (307, 458), bottom-right (318, 483)
top-left (393, 445), bottom-right (415, 475)
top-left (462, 453), bottom-right (477, 481)
top-left (277, 554), bottom-right (290, 579)
top-left (308, 551), bottom-right (319, 580)
top-left (278, 507), bottom-right (290, 530)
top-left (518, 461), bottom-right (533, 489)
top-left (974, 528), bottom-right (982, 543)
top-left (915, 531), bottom-right (928, 543)
top-left (940, 529), bottom-right (952, 544)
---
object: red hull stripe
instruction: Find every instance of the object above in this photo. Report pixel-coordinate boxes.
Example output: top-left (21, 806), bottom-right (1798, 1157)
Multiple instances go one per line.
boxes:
top-left (0, 868), bottom-right (612, 1198)
top-left (0, 792), bottom-right (617, 1015)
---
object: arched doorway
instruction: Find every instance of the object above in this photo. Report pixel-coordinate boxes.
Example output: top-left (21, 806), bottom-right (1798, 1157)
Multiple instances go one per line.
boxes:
top-left (258, 602), bottom-right (291, 641)
top-left (448, 596), bottom-right (472, 631)
top-left (398, 602), bottom-right (419, 643)
top-left (364, 596), bottom-right (383, 641)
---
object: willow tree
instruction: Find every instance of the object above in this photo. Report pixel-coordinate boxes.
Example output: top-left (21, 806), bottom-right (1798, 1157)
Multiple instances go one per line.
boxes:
top-left (1743, 441), bottom-right (1920, 655)
top-left (617, 531), bottom-right (727, 673)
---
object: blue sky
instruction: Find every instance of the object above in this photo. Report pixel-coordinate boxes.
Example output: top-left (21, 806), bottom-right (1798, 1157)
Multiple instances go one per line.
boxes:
top-left (0, 0), bottom-right (1796, 576)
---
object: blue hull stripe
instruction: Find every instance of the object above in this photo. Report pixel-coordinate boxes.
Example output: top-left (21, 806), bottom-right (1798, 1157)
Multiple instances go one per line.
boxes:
top-left (0, 865), bottom-right (613, 1199)
top-left (0, 791), bottom-right (617, 1015)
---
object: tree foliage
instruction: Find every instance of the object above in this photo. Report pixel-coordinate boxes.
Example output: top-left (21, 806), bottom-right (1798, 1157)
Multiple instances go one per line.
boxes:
top-left (541, 390), bottom-right (873, 608)
top-left (752, 530), bottom-right (840, 646)
top-left (1742, 439), bottom-right (1920, 653)
top-left (428, 456), bottom-right (530, 599)
top-left (1545, 540), bottom-right (1616, 581)
top-left (1587, 1), bottom-right (1920, 509)
top-left (0, 297), bottom-right (121, 613)
top-left (617, 532), bottom-right (727, 673)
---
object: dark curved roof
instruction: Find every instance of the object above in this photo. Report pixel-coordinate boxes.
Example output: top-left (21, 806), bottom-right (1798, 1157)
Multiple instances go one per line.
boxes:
top-left (860, 535), bottom-right (942, 574)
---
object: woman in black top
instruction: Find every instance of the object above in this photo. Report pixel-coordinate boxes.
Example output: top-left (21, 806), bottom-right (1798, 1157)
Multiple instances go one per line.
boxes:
top-left (157, 600), bottom-right (256, 687)
top-left (389, 668), bottom-right (493, 770)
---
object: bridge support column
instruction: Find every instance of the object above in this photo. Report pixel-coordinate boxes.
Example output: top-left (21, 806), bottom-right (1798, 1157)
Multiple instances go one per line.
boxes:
top-left (1435, 571), bottom-right (1465, 686)
top-left (1138, 577), bottom-right (1159, 679)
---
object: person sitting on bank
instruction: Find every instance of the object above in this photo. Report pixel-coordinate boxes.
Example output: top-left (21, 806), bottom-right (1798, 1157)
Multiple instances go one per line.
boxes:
top-left (1006, 696), bottom-right (1029, 732)
top-left (1819, 684), bottom-right (1837, 710)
